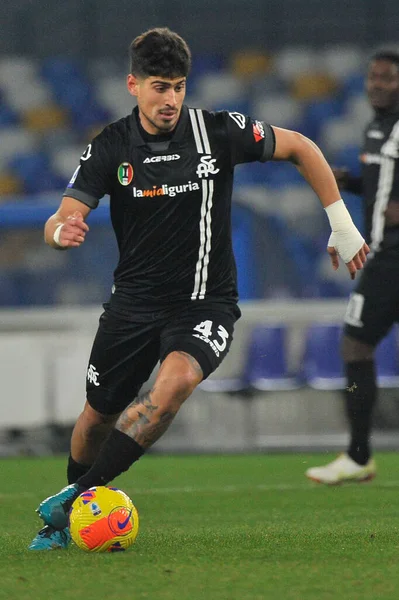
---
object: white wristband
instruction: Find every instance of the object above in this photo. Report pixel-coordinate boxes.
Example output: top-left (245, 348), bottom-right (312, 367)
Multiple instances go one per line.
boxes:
top-left (53, 224), bottom-right (64, 247)
top-left (324, 199), bottom-right (352, 231)
top-left (325, 200), bottom-right (365, 263)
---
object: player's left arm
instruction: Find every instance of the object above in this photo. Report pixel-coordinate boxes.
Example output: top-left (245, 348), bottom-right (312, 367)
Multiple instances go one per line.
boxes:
top-left (271, 126), bottom-right (370, 279)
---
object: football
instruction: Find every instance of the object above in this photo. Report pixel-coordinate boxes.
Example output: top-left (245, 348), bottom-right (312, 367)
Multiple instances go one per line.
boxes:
top-left (68, 486), bottom-right (139, 552)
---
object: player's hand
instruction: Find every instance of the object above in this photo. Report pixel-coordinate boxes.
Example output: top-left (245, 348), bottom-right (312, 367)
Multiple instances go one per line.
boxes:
top-left (331, 167), bottom-right (349, 190)
top-left (57, 211), bottom-right (89, 248)
top-left (327, 241), bottom-right (370, 280)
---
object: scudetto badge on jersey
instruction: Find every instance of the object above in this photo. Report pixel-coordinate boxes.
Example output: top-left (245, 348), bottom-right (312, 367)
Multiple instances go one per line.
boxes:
top-left (118, 162), bottom-right (134, 186)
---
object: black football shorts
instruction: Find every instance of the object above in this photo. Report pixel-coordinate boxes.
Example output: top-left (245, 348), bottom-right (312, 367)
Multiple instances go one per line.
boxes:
top-left (343, 249), bottom-right (399, 346)
top-left (85, 298), bottom-right (241, 414)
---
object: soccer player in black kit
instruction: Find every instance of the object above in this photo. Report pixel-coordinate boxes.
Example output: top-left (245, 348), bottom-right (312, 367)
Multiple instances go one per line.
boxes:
top-left (306, 50), bottom-right (399, 485)
top-left (29, 28), bottom-right (368, 549)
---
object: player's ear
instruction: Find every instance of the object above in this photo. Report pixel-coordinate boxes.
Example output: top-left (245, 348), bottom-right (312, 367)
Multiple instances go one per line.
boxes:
top-left (127, 74), bottom-right (139, 98)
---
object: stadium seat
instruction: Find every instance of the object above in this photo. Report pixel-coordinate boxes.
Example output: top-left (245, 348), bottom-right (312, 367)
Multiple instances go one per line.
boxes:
top-left (70, 104), bottom-right (110, 130)
top-left (291, 73), bottom-right (338, 101)
top-left (52, 145), bottom-right (84, 181)
top-left (8, 151), bottom-right (65, 193)
top-left (260, 161), bottom-right (304, 188)
top-left (187, 52), bottom-right (226, 95)
top-left (319, 116), bottom-right (364, 157)
top-left (40, 56), bottom-right (86, 85)
top-left (320, 45), bottom-right (365, 81)
top-left (332, 144), bottom-right (361, 176)
top-left (375, 326), bottom-right (399, 388)
top-left (276, 184), bottom-right (325, 238)
top-left (346, 94), bottom-right (373, 128)
top-left (245, 324), bottom-right (300, 390)
top-left (233, 162), bottom-right (268, 186)
top-left (301, 98), bottom-right (345, 142)
top-left (341, 72), bottom-right (366, 100)
top-left (273, 47), bottom-right (319, 82)
top-left (22, 105), bottom-right (68, 132)
top-left (230, 50), bottom-right (273, 79)
top-left (5, 80), bottom-right (52, 112)
top-left (196, 72), bottom-right (247, 107)
top-left (0, 172), bottom-right (22, 196)
top-left (301, 323), bottom-right (346, 389)
top-left (252, 94), bottom-right (302, 129)
top-left (0, 128), bottom-right (38, 171)
top-left (0, 104), bottom-right (19, 127)
top-left (96, 76), bottom-right (135, 120)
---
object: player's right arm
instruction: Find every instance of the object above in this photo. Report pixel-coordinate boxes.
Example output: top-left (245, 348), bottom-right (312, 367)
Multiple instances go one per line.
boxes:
top-left (45, 126), bottom-right (116, 250)
top-left (44, 197), bottom-right (91, 250)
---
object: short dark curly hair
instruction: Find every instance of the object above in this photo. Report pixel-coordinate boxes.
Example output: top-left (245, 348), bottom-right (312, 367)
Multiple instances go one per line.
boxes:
top-left (370, 48), bottom-right (399, 69)
top-left (129, 27), bottom-right (191, 79)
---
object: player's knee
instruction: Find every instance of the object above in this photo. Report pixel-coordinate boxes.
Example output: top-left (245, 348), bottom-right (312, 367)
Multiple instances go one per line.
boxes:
top-left (341, 334), bottom-right (374, 363)
top-left (155, 369), bottom-right (199, 408)
top-left (82, 401), bottom-right (120, 427)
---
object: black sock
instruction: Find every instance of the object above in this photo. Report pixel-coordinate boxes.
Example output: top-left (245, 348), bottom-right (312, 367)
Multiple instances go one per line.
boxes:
top-left (345, 360), bottom-right (377, 465)
top-left (74, 429), bottom-right (145, 490)
top-left (67, 455), bottom-right (91, 484)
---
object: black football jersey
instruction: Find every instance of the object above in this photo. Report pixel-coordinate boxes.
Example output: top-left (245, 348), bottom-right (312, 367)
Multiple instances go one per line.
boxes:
top-left (359, 110), bottom-right (399, 252)
top-left (64, 105), bottom-right (275, 306)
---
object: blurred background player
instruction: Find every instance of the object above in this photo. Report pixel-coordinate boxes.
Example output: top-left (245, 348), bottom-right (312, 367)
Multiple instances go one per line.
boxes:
top-left (306, 49), bottom-right (399, 485)
top-left (29, 27), bottom-right (369, 549)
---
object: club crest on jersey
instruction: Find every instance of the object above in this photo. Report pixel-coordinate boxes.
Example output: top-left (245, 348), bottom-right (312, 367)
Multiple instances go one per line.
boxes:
top-left (118, 162), bottom-right (134, 186)
top-left (196, 155), bottom-right (220, 179)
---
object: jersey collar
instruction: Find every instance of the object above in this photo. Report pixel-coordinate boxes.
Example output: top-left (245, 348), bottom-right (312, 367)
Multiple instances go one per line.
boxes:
top-left (130, 105), bottom-right (189, 147)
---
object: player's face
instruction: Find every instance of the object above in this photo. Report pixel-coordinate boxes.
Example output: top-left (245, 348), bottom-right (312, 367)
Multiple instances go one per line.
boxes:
top-left (127, 75), bottom-right (186, 134)
top-left (366, 59), bottom-right (399, 111)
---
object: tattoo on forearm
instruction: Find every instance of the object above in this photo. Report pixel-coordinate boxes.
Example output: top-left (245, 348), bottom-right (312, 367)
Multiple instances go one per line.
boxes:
top-left (115, 391), bottom-right (177, 448)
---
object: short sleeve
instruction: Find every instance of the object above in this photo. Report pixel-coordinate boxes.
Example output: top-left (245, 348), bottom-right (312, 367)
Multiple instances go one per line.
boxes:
top-left (63, 128), bottom-right (115, 209)
top-left (223, 111), bottom-right (276, 167)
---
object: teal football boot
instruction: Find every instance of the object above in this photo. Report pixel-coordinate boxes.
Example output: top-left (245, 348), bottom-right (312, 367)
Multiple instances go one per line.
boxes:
top-left (29, 525), bottom-right (71, 550)
top-left (37, 484), bottom-right (81, 530)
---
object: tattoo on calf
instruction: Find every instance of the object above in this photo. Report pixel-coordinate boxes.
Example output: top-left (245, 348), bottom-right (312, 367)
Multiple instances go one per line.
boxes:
top-left (115, 391), bottom-right (177, 448)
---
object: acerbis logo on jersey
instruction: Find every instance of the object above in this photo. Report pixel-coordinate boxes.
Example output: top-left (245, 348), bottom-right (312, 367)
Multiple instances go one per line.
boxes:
top-left (196, 155), bottom-right (220, 178)
top-left (118, 162), bottom-right (134, 186)
top-left (228, 112), bottom-right (246, 129)
top-left (132, 181), bottom-right (200, 198)
top-left (143, 154), bottom-right (180, 163)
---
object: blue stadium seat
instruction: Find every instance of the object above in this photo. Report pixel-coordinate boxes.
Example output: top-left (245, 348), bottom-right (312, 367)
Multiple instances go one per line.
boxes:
top-left (261, 161), bottom-right (304, 188)
top-left (8, 151), bottom-right (50, 179)
top-left (333, 144), bottom-right (361, 176)
top-left (375, 326), bottom-right (399, 388)
top-left (341, 72), bottom-right (365, 99)
top-left (40, 57), bottom-right (86, 85)
top-left (301, 323), bottom-right (345, 389)
top-left (187, 52), bottom-right (226, 95)
top-left (301, 98), bottom-right (344, 142)
top-left (234, 162), bottom-right (267, 186)
top-left (71, 104), bottom-right (111, 129)
top-left (245, 324), bottom-right (300, 390)
top-left (302, 324), bottom-right (399, 389)
top-left (0, 104), bottom-right (19, 127)
top-left (8, 152), bottom-right (65, 193)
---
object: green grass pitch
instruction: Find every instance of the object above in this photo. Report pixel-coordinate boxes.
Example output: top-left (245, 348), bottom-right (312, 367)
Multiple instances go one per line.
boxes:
top-left (1, 452), bottom-right (399, 600)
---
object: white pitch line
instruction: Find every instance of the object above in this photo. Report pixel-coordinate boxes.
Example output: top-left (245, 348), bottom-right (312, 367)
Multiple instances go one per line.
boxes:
top-left (2, 480), bottom-right (399, 500)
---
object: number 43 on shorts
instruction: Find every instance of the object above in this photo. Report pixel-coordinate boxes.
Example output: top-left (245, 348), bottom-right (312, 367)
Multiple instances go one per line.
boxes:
top-left (193, 320), bottom-right (229, 355)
